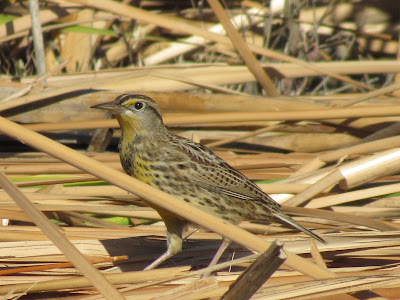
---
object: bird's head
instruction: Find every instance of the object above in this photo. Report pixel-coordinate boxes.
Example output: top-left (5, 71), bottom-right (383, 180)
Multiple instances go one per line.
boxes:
top-left (91, 94), bottom-right (164, 135)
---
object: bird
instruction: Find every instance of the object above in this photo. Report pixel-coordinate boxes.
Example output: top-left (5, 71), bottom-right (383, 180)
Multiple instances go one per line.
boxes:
top-left (91, 94), bottom-right (325, 270)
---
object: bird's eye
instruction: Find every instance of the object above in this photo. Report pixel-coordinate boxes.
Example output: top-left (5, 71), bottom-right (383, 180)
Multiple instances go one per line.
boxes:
top-left (134, 102), bottom-right (144, 110)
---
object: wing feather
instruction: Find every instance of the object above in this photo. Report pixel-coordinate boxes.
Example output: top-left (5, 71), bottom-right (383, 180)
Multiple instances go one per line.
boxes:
top-left (169, 133), bottom-right (279, 208)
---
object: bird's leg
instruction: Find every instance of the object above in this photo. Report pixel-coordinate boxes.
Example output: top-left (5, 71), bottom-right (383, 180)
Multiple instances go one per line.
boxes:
top-left (202, 238), bottom-right (232, 277)
top-left (144, 249), bottom-right (174, 270)
top-left (208, 239), bottom-right (231, 268)
top-left (145, 216), bottom-right (184, 270)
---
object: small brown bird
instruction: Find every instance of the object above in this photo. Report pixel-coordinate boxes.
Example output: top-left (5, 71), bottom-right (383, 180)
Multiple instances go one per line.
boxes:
top-left (92, 94), bottom-right (325, 269)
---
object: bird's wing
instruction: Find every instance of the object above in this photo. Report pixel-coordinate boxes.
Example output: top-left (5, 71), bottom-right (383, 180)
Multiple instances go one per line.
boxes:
top-left (169, 133), bottom-right (279, 207)
top-left (191, 163), bottom-right (276, 203)
top-left (169, 133), bottom-right (326, 243)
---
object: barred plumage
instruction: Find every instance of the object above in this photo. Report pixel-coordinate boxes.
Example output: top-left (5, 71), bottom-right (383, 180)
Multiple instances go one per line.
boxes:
top-left (92, 94), bottom-right (325, 269)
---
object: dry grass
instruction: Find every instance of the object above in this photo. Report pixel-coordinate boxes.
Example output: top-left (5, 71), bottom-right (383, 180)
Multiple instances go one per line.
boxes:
top-left (1, 0), bottom-right (400, 299)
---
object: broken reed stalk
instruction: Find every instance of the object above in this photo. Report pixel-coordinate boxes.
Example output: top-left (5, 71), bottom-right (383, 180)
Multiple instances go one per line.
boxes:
top-left (207, 0), bottom-right (279, 96)
top-left (0, 116), bottom-right (334, 279)
top-left (338, 148), bottom-right (400, 190)
top-left (0, 171), bottom-right (126, 299)
top-left (310, 240), bottom-right (328, 270)
top-left (339, 82), bottom-right (400, 107)
top-left (0, 266), bottom-right (189, 295)
top-left (163, 105), bottom-right (400, 123)
top-left (280, 135), bottom-right (400, 190)
top-left (285, 148), bottom-right (400, 207)
top-left (205, 124), bottom-right (281, 148)
top-left (258, 183), bottom-right (310, 194)
top-left (282, 169), bottom-right (344, 207)
top-left (320, 136), bottom-right (400, 163)
top-left (307, 182), bottom-right (400, 209)
top-left (150, 71), bottom-right (248, 95)
top-left (253, 274), bottom-right (400, 299)
top-left (283, 207), bottom-right (399, 232)
top-left (0, 190), bottom-right (115, 201)
top-left (0, 203), bottom-right (160, 220)
top-left (362, 122), bottom-right (400, 142)
top-left (221, 241), bottom-right (286, 300)
top-left (0, 255), bottom-right (127, 276)
top-left (14, 175), bottom-right (98, 187)
top-left (21, 104), bottom-right (400, 133)
top-left (0, 161), bottom-right (122, 174)
top-left (1, 59), bottom-right (69, 102)
top-left (290, 157), bottom-right (327, 176)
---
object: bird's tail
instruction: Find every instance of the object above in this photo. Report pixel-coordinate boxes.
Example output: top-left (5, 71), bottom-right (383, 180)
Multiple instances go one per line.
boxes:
top-left (274, 212), bottom-right (326, 244)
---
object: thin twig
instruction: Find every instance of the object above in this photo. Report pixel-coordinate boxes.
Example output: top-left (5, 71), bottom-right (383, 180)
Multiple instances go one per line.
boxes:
top-left (28, 0), bottom-right (47, 76)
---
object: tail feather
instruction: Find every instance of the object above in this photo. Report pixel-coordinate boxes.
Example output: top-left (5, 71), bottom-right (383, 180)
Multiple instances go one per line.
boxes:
top-left (274, 213), bottom-right (326, 244)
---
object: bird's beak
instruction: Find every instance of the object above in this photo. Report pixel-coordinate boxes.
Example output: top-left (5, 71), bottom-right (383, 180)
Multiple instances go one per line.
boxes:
top-left (91, 101), bottom-right (124, 113)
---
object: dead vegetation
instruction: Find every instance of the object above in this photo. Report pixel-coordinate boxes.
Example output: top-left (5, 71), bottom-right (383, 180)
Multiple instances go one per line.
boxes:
top-left (1, 0), bottom-right (400, 299)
